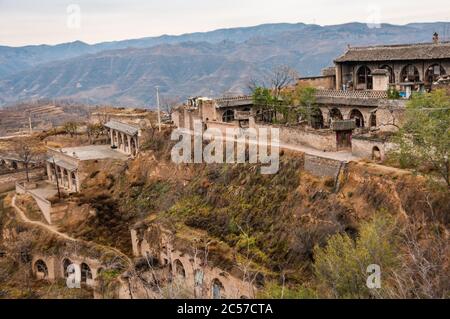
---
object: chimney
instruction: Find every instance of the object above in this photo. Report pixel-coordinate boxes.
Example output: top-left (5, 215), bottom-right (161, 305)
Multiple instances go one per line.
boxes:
top-left (433, 32), bottom-right (439, 44)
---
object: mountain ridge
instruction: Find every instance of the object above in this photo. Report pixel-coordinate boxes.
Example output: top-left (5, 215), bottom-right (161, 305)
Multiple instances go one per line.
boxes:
top-left (1, 21), bottom-right (449, 107)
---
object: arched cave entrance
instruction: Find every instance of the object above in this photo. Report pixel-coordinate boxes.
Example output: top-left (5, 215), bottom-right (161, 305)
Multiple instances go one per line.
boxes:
top-left (62, 258), bottom-right (72, 278)
top-left (173, 259), bottom-right (186, 278)
top-left (80, 263), bottom-right (92, 283)
top-left (372, 146), bottom-right (382, 161)
top-left (211, 278), bottom-right (225, 299)
top-left (35, 259), bottom-right (49, 278)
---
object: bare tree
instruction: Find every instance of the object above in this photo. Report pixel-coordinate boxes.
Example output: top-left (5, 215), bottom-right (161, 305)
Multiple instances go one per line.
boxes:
top-left (248, 65), bottom-right (299, 97)
top-left (160, 95), bottom-right (181, 117)
top-left (14, 139), bottom-right (42, 182)
top-left (269, 65), bottom-right (299, 97)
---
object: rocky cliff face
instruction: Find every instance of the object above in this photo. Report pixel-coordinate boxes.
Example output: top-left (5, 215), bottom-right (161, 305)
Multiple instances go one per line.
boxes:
top-left (60, 130), bottom-right (448, 297)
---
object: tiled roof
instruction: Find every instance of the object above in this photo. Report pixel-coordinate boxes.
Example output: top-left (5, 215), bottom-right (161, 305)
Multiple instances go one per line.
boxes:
top-left (47, 157), bottom-right (78, 171)
top-left (335, 42), bottom-right (450, 63)
top-left (215, 96), bottom-right (253, 108)
top-left (104, 120), bottom-right (139, 135)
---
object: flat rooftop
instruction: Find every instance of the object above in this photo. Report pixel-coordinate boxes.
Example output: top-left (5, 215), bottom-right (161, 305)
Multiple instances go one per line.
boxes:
top-left (59, 145), bottom-right (129, 161)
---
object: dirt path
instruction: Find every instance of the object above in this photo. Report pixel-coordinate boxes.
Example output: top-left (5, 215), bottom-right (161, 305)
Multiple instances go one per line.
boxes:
top-left (12, 195), bottom-right (74, 241)
top-left (11, 194), bottom-right (132, 265)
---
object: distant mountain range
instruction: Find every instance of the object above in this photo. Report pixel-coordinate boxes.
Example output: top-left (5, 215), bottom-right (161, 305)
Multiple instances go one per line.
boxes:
top-left (0, 22), bottom-right (449, 107)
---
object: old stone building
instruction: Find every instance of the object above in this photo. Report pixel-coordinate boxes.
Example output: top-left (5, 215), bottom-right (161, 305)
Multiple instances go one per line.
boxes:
top-left (130, 225), bottom-right (256, 299)
top-left (173, 35), bottom-right (448, 161)
top-left (105, 120), bottom-right (141, 156)
top-left (333, 34), bottom-right (450, 94)
top-left (46, 145), bottom-right (129, 194)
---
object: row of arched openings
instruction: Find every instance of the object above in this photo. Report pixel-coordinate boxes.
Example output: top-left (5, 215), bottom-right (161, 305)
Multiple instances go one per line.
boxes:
top-left (356, 64), bottom-right (446, 87)
top-left (62, 258), bottom-right (93, 283)
top-left (172, 259), bottom-right (249, 299)
top-left (325, 108), bottom-right (375, 129)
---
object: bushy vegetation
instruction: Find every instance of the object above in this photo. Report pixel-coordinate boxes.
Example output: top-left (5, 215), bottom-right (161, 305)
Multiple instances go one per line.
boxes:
top-left (313, 212), bottom-right (399, 298)
top-left (390, 89), bottom-right (450, 186)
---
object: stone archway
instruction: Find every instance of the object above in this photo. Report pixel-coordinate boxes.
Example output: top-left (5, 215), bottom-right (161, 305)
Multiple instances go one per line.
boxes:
top-left (211, 278), bottom-right (225, 299)
top-left (349, 109), bottom-right (365, 128)
top-left (35, 259), bottom-right (49, 279)
top-left (62, 258), bottom-right (72, 278)
top-left (329, 108), bottom-right (343, 120)
top-left (372, 146), bottom-right (382, 161)
top-left (401, 64), bottom-right (420, 83)
top-left (173, 259), bottom-right (186, 278)
top-left (80, 263), bottom-right (92, 283)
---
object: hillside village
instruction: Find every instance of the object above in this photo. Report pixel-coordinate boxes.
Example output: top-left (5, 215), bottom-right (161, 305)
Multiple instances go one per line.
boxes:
top-left (0, 34), bottom-right (449, 299)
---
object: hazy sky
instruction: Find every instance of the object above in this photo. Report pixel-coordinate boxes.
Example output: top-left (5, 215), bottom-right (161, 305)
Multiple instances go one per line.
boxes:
top-left (1, 0), bottom-right (449, 46)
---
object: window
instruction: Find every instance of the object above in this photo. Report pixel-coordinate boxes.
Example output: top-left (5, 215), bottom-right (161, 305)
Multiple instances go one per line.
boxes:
top-left (357, 65), bottom-right (372, 89)
top-left (401, 64), bottom-right (420, 83)
top-left (222, 110), bottom-right (234, 123)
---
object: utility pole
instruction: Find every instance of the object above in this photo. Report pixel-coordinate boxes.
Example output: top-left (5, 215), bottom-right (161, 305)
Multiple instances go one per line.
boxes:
top-left (156, 86), bottom-right (162, 132)
top-left (52, 158), bottom-right (61, 199)
top-left (28, 112), bottom-right (32, 135)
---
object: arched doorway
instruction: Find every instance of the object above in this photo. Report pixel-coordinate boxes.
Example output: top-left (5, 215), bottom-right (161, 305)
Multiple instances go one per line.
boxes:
top-left (222, 110), bottom-right (235, 123)
top-left (35, 260), bottom-right (49, 278)
top-left (62, 258), bottom-right (72, 278)
top-left (211, 278), bottom-right (224, 299)
top-left (12, 161), bottom-right (18, 170)
top-left (380, 65), bottom-right (395, 84)
top-left (349, 109), bottom-right (365, 128)
top-left (401, 64), bottom-right (420, 83)
top-left (425, 64), bottom-right (446, 86)
top-left (329, 108), bottom-right (344, 121)
top-left (80, 263), bottom-right (92, 283)
top-left (356, 65), bottom-right (372, 90)
top-left (173, 259), bottom-right (186, 278)
top-left (310, 108), bottom-right (324, 129)
top-left (372, 146), bottom-right (382, 161)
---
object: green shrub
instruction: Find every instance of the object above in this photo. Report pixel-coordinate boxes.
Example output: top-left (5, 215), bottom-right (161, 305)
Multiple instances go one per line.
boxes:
top-left (313, 212), bottom-right (399, 298)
